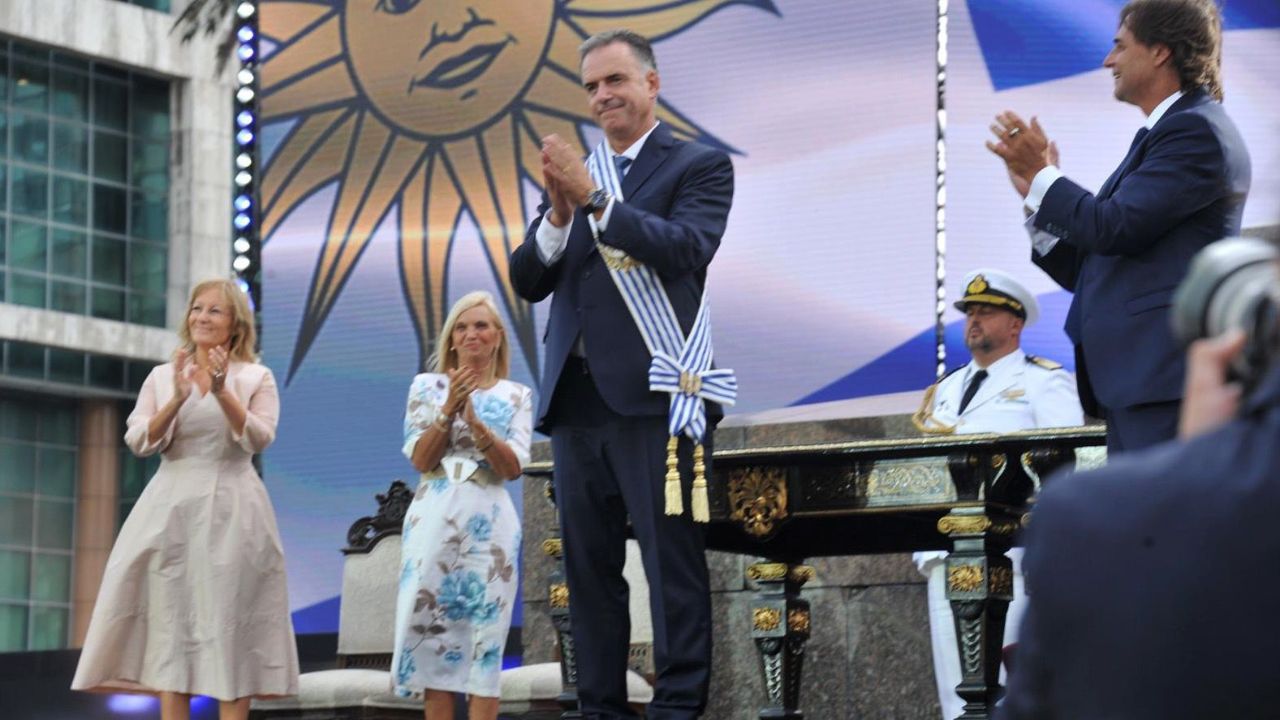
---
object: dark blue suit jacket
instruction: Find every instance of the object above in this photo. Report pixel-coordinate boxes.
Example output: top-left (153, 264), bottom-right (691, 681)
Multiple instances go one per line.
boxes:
top-left (998, 364), bottom-right (1280, 719)
top-left (1032, 89), bottom-right (1250, 412)
top-left (510, 123), bottom-right (734, 432)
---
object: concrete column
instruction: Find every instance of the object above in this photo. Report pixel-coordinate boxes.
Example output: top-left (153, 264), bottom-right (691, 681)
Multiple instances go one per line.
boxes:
top-left (72, 400), bottom-right (120, 647)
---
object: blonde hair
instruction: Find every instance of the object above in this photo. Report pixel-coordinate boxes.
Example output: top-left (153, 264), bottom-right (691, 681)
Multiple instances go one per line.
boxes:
top-left (430, 291), bottom-right (510, 379)
top-left (178, 278), bottom-right (258, 362)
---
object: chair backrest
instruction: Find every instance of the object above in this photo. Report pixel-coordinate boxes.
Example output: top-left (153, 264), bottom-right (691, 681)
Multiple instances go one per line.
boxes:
top-left (336, 533), bottom-right (402, 667)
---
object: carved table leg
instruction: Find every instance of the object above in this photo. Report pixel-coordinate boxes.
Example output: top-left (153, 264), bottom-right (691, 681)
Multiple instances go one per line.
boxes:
top-left (938, 510), bottom-right (1017, 720)
top-left (542, 538), bottom-right (583, 719)
top-left (747, 562), bottom-right (814, 719)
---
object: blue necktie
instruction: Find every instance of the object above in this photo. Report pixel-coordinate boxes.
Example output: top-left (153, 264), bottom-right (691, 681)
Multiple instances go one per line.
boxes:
top-left (614, 155), bottom-right (632, 179)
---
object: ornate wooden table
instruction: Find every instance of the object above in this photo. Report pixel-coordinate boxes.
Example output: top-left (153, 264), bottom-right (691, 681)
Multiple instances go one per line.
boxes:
top-left (526, 425), bottom-right (1106, 720)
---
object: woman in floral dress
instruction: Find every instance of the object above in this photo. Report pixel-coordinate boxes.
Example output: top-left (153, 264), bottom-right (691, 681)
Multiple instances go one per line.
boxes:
top-left (393, 291), bottom-right (534, 720)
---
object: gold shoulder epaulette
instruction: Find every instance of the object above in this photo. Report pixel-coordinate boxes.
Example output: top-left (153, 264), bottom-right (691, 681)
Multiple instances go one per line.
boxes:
top-left (1025, 355), bottom-right (1063, 370)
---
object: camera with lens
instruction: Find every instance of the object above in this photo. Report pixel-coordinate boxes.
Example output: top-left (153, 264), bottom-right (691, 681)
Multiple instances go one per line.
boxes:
top-left (1172, 237), bottom-right (1280, 390)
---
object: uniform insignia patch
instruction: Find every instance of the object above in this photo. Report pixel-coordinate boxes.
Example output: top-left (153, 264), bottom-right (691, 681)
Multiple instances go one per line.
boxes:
top-left (1026, 355), bottom-right (1063, 370)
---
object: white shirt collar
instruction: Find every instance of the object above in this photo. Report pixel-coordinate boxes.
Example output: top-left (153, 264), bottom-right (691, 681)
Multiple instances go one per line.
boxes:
top-left (1145, 90), bottom-right (1184, 129)
top-left (969, 347), bottom-right (1026, 380)
top-left (612, 121), bottom-right (661, 161)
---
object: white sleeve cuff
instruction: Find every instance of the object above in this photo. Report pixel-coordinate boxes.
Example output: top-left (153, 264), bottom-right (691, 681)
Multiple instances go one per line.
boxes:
top-left (596, 197), bottom-right (617, 232)
top-left (1024, 165), bottom-right (1064, 213)
top-left (535, 210), bottom-right (571, 264)
top-left (1025, 212), bottom-right (1061, 256)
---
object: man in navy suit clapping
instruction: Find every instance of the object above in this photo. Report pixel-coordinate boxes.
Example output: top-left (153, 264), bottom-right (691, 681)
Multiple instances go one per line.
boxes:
top-left (988, 0), bottom-right (1251, 453)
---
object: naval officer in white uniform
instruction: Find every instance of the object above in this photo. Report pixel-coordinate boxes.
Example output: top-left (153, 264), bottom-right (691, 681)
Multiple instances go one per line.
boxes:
top-left (914, 268), bottom-right (1084, 720)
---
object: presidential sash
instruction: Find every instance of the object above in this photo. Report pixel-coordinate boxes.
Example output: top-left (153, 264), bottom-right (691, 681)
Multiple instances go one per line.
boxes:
top-left (585, 141), bottom-right (737, 521)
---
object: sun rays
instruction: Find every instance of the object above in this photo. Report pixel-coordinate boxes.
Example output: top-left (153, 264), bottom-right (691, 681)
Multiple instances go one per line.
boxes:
top-left (260, 0), bottom-right (778, 383)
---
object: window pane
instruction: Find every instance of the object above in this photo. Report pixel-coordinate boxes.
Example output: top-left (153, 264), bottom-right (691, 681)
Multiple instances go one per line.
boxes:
top-left (32, 554), bottom-right (70, 604)
top-left (52, 122), bottom-right (88, 173)
top-left (92, 78), bottom-right (127, 131)
top-left (0, 111), bottom-right (9, 158)
top-left (89, 355), bottom-right (125, 390)
top-left (0, 400), bottom-right (39, 441)
top-left (129, 242), bottom-right (165, 294)
top-left (0, 217), bottom-right (5, 264)
top-left (11, 167), bottom-right (49, 219)
top-left (91, 235), bottom-right (125, 285)
top-left (52, 175), bottom-right (88, 226)
top-left (130, 191), bottom-right (167, 243)
top-left (40, 404), bottom-right (76, 445)
top-left (12, 112), bottom-right (49, 165)
top-left (127, 362), bottom-right (156, 394)
top-left (47, 341), bottom-right (85, 380)
top-left (0, 604), bottom-right (29, 652)
top-left (92, 130), bottom-right (126, 183)
top-left (52, 70), bottom-right (88, 121)
top-left (0, 551), bottom-right (30, 600)
top-left (0, 442), bottom-right (36, 493)
top-left (129, 293), bottom-right (167, 328)
top-left (39, 449), bottom-right (77, 498)
top-left (50, 229), bottom-right (87, 278)
top-left (131, 141), bottom-right (167, 187)
top-left (35, 502), bottom-right (74, 551)
top-left (90, 286), bottom-right (124, 320)
top-left (132, 76), bottom-right (169, 138)
top-left (10, 272), bottom-right (47, 309)
top-left (93, 184), bottom-right (127, 234)
top-left (0, 52), bottom-right (7, 105)
top-left (10, 221), bottom-right (47, 272)
top-left (12, 59), bottom-right (49, 114)
top-left (7, 343), bottom-right (46, 380)
top-left (0, 497), bottom-right (34, 545)
top-left (30, 606), bottom-right (67, 650)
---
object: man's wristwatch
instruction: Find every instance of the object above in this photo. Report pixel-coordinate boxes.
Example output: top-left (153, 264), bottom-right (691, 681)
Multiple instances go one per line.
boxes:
top-left (583, 188), bottom-right (611, 213)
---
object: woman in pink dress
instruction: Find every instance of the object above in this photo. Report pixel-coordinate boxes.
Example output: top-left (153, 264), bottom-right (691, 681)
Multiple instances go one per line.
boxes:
top-left (72, 279), bottom-right (299, 719)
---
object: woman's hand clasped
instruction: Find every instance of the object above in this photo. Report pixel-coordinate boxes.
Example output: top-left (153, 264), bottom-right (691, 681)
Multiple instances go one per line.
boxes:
top-left (444, 366), bottom-right (478, 415)
top-left (209, 345), bottom-right (230, 395)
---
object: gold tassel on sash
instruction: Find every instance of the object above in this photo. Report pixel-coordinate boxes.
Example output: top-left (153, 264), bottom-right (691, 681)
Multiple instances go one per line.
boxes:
top-left (664, 435), bottom-right (684, 516)
top-left (912, 383), bottom-right (957, 435)
top-left (691, 443), bottom-right (709, 522)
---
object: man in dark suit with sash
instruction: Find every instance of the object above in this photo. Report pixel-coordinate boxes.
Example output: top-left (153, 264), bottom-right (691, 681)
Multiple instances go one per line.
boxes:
top-left (510, 29), bottom-right (733, 720)
top-left (988, 0), bottom-right (1251, 453)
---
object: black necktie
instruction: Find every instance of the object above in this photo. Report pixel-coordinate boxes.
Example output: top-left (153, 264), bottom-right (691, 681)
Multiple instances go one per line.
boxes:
top-left (958, 369), bottom-right (988, 414)
top-left (614, 155), bottom-right (632, 178)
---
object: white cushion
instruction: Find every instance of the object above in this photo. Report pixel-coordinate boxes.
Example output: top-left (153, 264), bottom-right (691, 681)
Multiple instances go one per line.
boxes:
top-left (337, 536), bottom-right (402, 656)
top-left (499, 663), bottom-right (653, 704)
top-left (251, 669), bottom-right (390, 710)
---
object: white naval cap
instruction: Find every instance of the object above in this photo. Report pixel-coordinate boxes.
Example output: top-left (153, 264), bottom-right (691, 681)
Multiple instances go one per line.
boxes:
top-left (953, 268), bottom-right (1040, 326)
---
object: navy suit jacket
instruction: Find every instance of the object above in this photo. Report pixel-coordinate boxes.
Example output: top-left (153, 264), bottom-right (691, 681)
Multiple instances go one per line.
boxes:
top-left (510, 123), bottom-right (734, 432)
top-left (998, 364), bottom-right (1280, 719)
top-left (1032, 89), bottom-right (1250, 412)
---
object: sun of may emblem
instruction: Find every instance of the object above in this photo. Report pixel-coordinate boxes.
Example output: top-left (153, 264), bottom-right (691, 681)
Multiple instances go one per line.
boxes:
top-left (259, 0), bottom-right (779, 382)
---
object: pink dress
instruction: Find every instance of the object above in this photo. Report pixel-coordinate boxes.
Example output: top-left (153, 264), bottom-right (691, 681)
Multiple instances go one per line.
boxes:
top-left (71, 361), bottom-right (299, 700)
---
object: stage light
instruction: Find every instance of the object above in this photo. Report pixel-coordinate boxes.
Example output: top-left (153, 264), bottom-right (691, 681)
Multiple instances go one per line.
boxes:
top-left (234, 238), bottom-right (252, 253)
top-left (237, 44), bottom-right (254, 62)
top-left (236, 129), bottom-right (254, 145)
top-left (235, 171), bottom-right (252, 187)
top-left (237, 2), bottom-right (255, 19)
top-left (236, 153), bottom-right (253, 169)
top-left (238, 26), bottom-right (255, 43)
top-left (237, 111), bottom-right (253, 128)
top-left (234, 214), bottom-right (251, 230)
top-left (238, 68), bottom-right (255, 85)
top-left (234, 196), bottom-right (252, 212)
top-left (107, 694), bottom-right (158, 713)
top-left (236, 86), bottom-right (255, 103)
top-left (233, 0), bottom-right (262, 323)
top-left (233, 255), bottom-right (251, 272)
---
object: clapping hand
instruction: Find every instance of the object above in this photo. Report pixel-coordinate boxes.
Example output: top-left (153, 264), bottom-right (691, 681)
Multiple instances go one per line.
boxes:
top-left (173, 349), bottom-right (194, 401)
top-left (209, 345), bottom-right (229, 395)
top-left (445, 366), bottom-right (479, 415)
top-left (986, 111), bottom-right (1053, 196)
top-left (541, 134), bottom-right (592, 210)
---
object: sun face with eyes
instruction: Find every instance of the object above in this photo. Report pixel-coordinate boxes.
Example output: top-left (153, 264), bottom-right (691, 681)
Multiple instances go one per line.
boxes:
top-left (259, 0), bottom-right (775, 383)
top-left (344, 0), bottom-right (555, 138)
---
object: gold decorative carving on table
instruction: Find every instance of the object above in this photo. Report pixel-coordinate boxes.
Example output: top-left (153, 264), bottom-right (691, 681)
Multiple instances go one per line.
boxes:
top-left (865, 460), bottom-right (953, 501)
top-left (541, 539), bottom-right (563, 558)
top-left (948, 565), bottom-right (984, 593)
top-left (753, 607), bottom-right (782, 632)
top-left (991, 454), bottom-right (1006, 469)
top-left (938, 515), bottom-right (1018, 536)
top-left (728, 467), bottom-right (788, 538)
top-left (549, 583), bottom-right (569, 609)
top-left (989, 566), bottom-right (1013, 595)
top-left (789, 565), bottom-right (816, 585)
top-left (746, 563), bottom-right (788, 582)
top-left (787, 609), bottom-right (811, 634)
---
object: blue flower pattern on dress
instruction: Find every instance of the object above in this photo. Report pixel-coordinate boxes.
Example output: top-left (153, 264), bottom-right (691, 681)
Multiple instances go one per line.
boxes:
top-left (476, 641), bottom-right (502, 672)
top-left (443, 649), bottom-right (464, 666)
top-left (466, 513), bottom-right (493, 542)
top-left (473, 393), bottom-right (516, 439)
top-left (437, 569), bottom-right (489, 622)
top-left (395, 648), bottom-right (417, 686)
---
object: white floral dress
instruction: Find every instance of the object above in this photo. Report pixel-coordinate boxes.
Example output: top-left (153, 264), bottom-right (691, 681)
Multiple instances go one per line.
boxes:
top-left (391, 373), bottom-right (533, 698)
